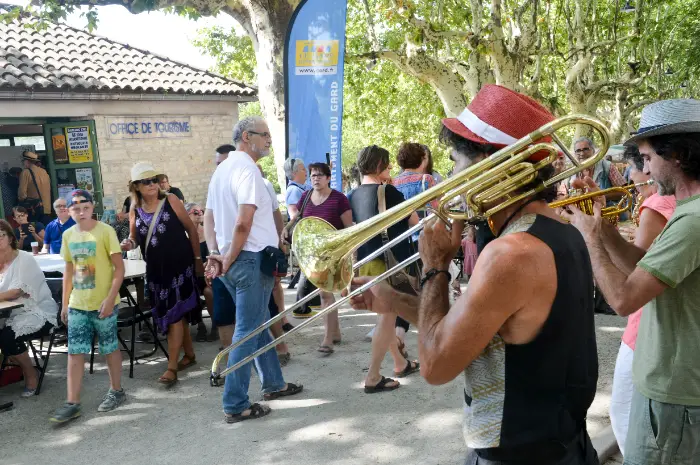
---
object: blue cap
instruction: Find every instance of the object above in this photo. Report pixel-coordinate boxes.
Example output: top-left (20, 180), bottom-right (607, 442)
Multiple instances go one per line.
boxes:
top-left (67, 189), bottom-right (94, 207)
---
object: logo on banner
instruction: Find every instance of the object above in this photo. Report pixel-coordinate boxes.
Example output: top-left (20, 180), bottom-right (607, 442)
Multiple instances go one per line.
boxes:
top-left (295, 40), bottom-right (339, 75)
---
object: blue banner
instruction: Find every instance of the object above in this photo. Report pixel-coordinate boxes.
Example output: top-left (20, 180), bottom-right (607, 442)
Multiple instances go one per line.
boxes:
top-left (284, 0), bottom-right (348, 191)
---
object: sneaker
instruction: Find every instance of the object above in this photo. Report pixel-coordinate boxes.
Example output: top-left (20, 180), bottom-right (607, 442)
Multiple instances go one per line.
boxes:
top-left (97, 388), bottom-right (126, 412)
top-left (21, 387), bottom-right (37, 398)
top-left (50, 402), bottom-right (81, 423)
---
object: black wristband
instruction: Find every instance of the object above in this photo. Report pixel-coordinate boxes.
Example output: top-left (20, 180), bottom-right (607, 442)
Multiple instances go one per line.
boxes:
top-left (420, 268), bottom-right (451, 289)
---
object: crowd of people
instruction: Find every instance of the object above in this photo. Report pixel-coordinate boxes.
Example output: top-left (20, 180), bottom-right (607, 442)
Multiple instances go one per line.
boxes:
top-left (1, 84), bottom-right (698, 465)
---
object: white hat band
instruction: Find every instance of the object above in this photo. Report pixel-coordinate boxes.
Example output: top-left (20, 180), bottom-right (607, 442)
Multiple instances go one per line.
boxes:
top-left (457, 108), bottom-right (519, 146)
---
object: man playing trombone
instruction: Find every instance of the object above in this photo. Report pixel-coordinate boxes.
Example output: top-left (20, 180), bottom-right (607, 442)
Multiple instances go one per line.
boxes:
top-left (349, 85), bottom-right (599, 465)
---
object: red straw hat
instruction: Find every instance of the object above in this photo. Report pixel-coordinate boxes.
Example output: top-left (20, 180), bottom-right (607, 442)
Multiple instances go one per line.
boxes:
top-left (442, 85), bottom-right (555, 161)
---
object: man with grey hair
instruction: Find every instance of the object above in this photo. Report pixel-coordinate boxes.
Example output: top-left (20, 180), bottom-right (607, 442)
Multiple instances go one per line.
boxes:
top-left (41, 197), bottom-right (75, 254)
top-left (573, 136), bottom-right (626, 190)
top-left (205, 115), bottom-right (303, 423)
top-left (283, 157), bottom-right (307, 221)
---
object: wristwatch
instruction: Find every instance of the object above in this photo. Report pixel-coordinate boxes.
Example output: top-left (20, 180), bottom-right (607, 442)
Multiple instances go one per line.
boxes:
top-left (210, 250), bottom-right (221, 256)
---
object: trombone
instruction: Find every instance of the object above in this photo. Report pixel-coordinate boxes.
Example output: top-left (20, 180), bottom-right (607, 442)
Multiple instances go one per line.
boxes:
top-left (210, 114), bottom-right (611, 384)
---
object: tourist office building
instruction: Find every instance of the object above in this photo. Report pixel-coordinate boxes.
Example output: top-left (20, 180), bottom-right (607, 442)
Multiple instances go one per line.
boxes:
top-left (0, 14), bottom-right (256, 219)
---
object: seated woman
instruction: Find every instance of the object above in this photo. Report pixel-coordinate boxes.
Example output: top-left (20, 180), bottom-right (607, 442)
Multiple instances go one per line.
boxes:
top-left (185, 202), bottom-right (216, 342)
top-left (0, 220), bottom-right (57, 397)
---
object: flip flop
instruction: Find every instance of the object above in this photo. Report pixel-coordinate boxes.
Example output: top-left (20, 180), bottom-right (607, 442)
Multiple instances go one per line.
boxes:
top-left (224, 403), bottom-right (271, 423)
top-left (158, 368), bottom-right (178, 386)
top-left (364, 376), bottom-right (400, 394)
top-left (263, 383), bottom-right (304, 401)
top-left (177, 355), bottom-right (196, 371)
top-left (394, 360), bottom-right (420, 378)
top-left (317, 345), bottom-right (334, 355)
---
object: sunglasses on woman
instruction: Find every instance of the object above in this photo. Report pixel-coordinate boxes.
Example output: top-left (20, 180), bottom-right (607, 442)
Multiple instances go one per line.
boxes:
top-left (190, 209), bottom-right (204, 216)
top-left (137, 177), bottom-right (159, 186)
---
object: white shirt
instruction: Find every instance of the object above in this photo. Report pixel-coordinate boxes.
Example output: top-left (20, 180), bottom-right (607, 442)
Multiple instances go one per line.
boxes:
top-left (206, 151), bottom-right (278, 254)
top-left (262, 178), bottom-right (280, 209)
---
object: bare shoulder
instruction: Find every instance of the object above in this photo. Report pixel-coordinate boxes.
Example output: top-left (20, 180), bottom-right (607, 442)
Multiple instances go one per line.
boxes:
top-left (480, 232), bottom-right (552, 270)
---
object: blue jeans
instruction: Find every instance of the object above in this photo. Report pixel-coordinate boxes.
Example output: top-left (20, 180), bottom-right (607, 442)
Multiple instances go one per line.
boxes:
top-left (221, 250), bottom-right (286, 414)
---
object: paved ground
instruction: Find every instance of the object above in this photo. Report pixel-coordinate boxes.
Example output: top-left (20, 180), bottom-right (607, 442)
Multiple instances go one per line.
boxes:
top-left (1, 287), bottom-right (626, 465)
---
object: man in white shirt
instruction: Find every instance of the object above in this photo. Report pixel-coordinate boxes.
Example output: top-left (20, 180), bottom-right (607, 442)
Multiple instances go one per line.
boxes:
top-left (204, 116), bottom-right (303, 423)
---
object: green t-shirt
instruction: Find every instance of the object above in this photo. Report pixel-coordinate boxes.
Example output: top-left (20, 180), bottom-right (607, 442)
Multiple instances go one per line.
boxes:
top-left (60, 222), bottom-right (122, 311)
top-left (635, 194), bottom-right (700, 405)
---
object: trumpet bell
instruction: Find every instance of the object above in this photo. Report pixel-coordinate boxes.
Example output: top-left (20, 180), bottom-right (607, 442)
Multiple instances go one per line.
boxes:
top-left (292, 217), bottom-right (354, 292)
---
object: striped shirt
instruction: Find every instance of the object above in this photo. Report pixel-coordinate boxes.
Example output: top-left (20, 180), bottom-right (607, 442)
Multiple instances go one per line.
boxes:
top-left (297, 189), bottom-right (351, 230)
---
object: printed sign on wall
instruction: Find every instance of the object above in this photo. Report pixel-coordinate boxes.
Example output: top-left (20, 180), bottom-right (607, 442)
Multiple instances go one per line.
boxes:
top-left (106, 116), bottom-right (193, 140)
top-left (66, 126), bottom-right (93, 163)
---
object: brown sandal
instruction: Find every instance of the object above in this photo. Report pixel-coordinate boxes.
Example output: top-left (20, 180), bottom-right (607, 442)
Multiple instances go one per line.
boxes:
top-left (177, 355), bottom-right (196, 371)
top-left (158, 368), bottom-right (178, 386)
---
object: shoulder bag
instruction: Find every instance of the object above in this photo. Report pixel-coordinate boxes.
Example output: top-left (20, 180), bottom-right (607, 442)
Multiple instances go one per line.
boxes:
top-left (143, 197), bottom-right (167, 259)
top-left (377, 184), bottom-right (421, 296)
top-left (282, 190), bottom-right (312, 245)
top-left (19, 168), bottom-right (43, 217)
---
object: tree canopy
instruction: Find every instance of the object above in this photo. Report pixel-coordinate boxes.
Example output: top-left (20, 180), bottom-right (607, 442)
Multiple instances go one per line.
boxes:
top-left (7, 0), bottom-right (700, 184)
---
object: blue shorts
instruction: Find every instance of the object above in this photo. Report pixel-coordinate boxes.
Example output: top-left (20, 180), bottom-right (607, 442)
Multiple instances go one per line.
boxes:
top-left (67, 307), bottom-right (119, 355)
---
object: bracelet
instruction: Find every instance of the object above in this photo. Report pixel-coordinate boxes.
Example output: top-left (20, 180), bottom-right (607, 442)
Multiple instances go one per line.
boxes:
top-left (194, 256), bottom-right (202, 260)
top-left (420, 268), bottom-right (451, 289)
top-left (210, 250), bottom-right (221, 256)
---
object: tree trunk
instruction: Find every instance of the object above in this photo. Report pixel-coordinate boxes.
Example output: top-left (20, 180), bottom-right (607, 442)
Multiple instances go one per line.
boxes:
top-left (225, 1), bottom-right (299, 190)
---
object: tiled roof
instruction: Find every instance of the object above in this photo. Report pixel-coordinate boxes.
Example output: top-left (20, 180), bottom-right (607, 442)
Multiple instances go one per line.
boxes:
top-left (0, 12), bottom-right (257, 97)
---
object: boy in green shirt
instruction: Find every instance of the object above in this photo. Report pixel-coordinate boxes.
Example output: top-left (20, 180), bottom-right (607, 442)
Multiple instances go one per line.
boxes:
top-left (50, 190), bottom-right (126, 424)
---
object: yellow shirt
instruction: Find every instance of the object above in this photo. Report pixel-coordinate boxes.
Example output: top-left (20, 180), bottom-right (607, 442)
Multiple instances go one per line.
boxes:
top-left (60, 222), bottom-right (122, 311)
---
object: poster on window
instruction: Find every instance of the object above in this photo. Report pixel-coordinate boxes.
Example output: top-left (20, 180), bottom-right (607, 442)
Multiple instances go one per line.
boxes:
top-left (75, 168), bottom-right (94, 194)
top-left (58, 184), bottom-right (75, 203)
top-left (65, 126), bottom-right (93, 163)
top-left (52, 134), bottom-right (68, 163)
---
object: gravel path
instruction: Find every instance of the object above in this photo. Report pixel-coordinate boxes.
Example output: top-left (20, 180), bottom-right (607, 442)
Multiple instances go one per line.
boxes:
top-left (1, 289), bottom-right (626, 465)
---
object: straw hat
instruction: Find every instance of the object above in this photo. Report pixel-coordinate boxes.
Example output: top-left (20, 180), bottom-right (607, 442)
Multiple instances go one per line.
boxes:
top-left (625, 99), bottom-right (700, 145)
top-left (130, 162), bottom-right (161, 182)
top-left (442, 84), bottom-right (556, 161)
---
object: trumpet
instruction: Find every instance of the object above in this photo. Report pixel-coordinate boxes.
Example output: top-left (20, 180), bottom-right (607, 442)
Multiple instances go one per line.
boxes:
top-left (549, 180), bottom-right (654, 220)
top-left (209, 114), bottom-right (611, 384)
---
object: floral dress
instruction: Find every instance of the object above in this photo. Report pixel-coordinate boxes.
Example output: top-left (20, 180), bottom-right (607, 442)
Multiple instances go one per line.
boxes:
top-left (135, 199), bottom-right (200, 334)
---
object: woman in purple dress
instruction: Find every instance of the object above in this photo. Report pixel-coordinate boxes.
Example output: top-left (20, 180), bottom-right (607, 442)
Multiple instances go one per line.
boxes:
top-left (121, 162), bottom-right (203, 386)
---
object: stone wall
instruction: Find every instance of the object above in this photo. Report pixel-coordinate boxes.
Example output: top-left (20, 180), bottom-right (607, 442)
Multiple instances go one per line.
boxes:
top-left (85, 101), bottom-right (239, 208)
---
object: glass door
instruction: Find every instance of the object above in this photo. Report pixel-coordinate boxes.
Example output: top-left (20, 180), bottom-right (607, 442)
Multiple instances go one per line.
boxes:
top-left (43, 120), bottom-right (104, 216)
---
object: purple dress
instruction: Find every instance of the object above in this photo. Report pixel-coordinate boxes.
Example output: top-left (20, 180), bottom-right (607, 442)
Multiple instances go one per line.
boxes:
top-left (135, 199), bottom-right (200, 334)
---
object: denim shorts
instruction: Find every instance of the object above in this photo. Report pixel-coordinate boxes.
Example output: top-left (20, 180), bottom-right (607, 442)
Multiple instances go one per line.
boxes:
top-left (67, 307), bottom-right (119, 355)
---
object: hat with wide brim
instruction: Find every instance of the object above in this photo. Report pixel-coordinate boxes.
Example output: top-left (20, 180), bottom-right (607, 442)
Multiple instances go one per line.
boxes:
top-left (625, 99), bottom-right (700, 145)
top-left (130, 162), bottom-right (161, 182)
top-left (22, 151), bottom-right (39, 161)
top-left (442, 84), bottom-right (556, 161)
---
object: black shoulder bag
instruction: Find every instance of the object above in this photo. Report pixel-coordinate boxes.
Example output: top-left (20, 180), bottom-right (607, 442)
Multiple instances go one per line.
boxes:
top-left (19, 168), bottom-right (43, 217)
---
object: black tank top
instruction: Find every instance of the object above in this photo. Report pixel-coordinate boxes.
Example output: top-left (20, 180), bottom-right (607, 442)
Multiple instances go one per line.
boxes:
top-left (462, 214), bottom-right (598, 451)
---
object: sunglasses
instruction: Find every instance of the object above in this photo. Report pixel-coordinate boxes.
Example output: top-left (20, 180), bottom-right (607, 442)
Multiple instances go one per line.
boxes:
top-left (137, 177), bottom-right (159, 186)
top-left (190, 209), bottom-right (204, 216)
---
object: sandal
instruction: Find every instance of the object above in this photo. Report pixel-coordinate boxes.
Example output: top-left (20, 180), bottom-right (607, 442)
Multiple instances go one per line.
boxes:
top-left (394, 360), bottom-right (420, 378)
top-left (282, 323), bottom-right (294, 333)
top-left (397, 337), bottom-right (409, 359)
top-left (278, 353), bottom-right (291, 367)
top-left (364, 376), bottom-right (400, 394)
top-left (317, 345), bottom-right (334, 355)
top-left (224, 403), bottom-right (271, 423)
top-left (177, 355), bottom-right (196, 371)
top-left (158, 368), bottom-right (178, 386)
top-left (263, 383), bottom-right (304, 401)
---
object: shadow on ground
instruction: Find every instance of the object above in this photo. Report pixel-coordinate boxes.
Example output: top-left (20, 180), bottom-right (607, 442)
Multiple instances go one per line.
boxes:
top-left (1, 291), bottom-right (627, 465)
